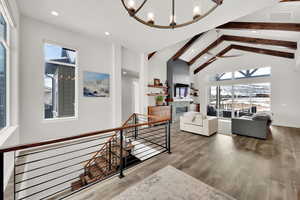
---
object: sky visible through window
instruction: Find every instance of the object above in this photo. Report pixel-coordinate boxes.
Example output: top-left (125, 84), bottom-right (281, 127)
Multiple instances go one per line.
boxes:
top-left (44, 44), bottom-right (77, 89)
top-left (44, 43), bottom-right (76, 64)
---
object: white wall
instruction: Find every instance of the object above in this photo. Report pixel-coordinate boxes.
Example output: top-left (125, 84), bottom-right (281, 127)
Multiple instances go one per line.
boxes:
top-left (122, 47), bottom-right (140, 73)
top-left (193, 52), bottom-right (300, 128)
top-left (121, 74), bottom-right (138, 121)
top-left (19, 16), bottom-right (122, 143)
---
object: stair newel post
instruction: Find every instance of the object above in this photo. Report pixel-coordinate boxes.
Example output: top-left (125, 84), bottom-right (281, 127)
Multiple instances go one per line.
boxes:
top-left (134, 114), bottom-right (138, 139)
top-left (167, 120), bottom-right (171, 154)
top-left (119, 130), bottom-right (125, 178)
top-left (0, 152), bottom-right (4, 200)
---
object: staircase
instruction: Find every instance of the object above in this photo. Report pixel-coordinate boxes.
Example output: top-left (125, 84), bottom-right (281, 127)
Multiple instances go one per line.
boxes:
top-left (71, 114), bottom-right (135, 191)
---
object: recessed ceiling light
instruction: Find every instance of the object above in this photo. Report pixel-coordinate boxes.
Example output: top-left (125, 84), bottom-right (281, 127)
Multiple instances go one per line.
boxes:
top-left (251, 30), bottom-right (257, 33)
top-left (105, 32), bottom-right (110, 36)
top-left (51, 11), bottom-right (59, 16)
top-left (204, 56), bottom-right (208, 59)
top-left (123, 71), bottom-right (127, 75)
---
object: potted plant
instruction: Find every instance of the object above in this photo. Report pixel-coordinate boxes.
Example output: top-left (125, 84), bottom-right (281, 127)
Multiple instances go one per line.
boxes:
top-left (155, 95), bottom-right (164, 106)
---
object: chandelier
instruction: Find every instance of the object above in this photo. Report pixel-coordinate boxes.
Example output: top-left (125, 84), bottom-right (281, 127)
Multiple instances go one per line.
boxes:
top-left (121, 0), bottom-right (223, 29)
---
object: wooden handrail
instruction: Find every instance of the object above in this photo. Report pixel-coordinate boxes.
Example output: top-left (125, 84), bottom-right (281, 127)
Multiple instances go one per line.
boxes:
top-left (0, 114), bottom-right (170, 153)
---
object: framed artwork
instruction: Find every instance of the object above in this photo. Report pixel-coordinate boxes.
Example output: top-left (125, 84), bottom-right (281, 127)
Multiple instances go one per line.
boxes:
top-left (83, 71), bottom-right (110, 97)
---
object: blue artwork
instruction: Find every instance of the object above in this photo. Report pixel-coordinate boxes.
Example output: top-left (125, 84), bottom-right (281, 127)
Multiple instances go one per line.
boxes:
top-left (83, 71), bottom-right (110, 97)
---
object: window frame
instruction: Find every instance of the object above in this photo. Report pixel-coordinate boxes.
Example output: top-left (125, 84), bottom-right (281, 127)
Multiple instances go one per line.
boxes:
top-left (208, 82), bottom-right (271, 119)
top-left (42, 40), bottom-right (79, 122)
top-left (0, 7), bottom-right (10, 132)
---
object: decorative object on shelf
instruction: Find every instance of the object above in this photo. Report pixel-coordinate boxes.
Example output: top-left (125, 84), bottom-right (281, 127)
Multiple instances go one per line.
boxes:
top-left (190, 83), bottom-right (199, 97)
top-left (154, 78), bottom-right (161, 86)
top-left (155, 95), bottom-right (164, 106)
top-left (121, 0), bottom-right (223, 29)
top-left (147, 84), bottom-right (168, 89)
top-left (83, 71), bottom-right (110, 97)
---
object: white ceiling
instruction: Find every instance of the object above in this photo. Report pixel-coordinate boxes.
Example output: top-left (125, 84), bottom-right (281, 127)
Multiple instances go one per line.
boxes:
top-left (237, 1), bottom-right (300, 23)
top-left (17, 0), bottom-right (277, 53)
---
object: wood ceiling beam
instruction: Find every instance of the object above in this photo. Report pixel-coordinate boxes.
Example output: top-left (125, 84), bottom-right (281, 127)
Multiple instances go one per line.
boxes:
top-left (193, 44), bottom-right (294, 74)
top-left (170, 33), bottom-right (203, 61)
top-left (217, 22), bottom-right (300, 32)
top-left (188, 35), bottom-right (297, 65)
top-left (280, 0), bottom-right (300, 2)
top-left (231, 45), bottom-right (295, 59)
top-left (148, 51), bottom-right (157, 60)
top-left (223, 35), bottom-right (297, 49)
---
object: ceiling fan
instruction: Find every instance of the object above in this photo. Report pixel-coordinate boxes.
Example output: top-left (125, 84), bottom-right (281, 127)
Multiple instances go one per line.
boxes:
top-left (206, 30), bottom-right (243, 60)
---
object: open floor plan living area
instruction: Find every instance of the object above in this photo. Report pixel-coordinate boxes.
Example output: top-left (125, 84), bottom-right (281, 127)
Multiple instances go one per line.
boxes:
top-left (1, 0), bottom-right (300, 199)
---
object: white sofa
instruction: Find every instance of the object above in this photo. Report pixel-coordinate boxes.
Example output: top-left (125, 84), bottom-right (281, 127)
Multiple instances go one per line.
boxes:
top-left (180, 112), bottom-right (218, 136)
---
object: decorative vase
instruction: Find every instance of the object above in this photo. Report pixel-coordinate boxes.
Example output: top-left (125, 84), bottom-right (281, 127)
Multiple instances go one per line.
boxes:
top-left (156, 101), bottom-right (164, 106)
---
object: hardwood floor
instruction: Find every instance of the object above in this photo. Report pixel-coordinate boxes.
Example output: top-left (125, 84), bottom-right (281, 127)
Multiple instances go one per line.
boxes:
top-left (67, 124), bottom-right (300, 200)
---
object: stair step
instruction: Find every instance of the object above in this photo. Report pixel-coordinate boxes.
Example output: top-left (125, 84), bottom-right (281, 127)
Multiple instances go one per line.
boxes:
top-left (96, 156), bottom-right (118, 174)
top-left (88, 165), bottom-right (104, 179)
top-left (80, 174), bottom-right (86, 185)
top-left (71, 180), bottom-right (83, 191)
top-left (84, 175), bottom-right (93, 184)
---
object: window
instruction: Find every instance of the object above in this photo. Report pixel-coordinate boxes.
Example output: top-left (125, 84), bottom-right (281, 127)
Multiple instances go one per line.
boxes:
top-left (208, 83), bottom-right (271, 118)
top-left (234, 67), bottom-right (271, 79)
top-left (44, 43), bottom-right (77, 119)
top-left (0, 14), bottom-right (8, 130)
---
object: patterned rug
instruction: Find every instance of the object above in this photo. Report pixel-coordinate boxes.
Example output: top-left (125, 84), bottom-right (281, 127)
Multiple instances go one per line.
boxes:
top-left (112, 165), bottom-right (237, 200)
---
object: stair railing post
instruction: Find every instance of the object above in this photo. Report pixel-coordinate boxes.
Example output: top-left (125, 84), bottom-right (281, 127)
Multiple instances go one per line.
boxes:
top-left (167, 120), bottom-right (171, 154)
top-left (134, 114), bottom-right (138, 139)
top-left (119, 130), bottom-right (124, 178)
top-left (108, 141), bottom-right (112, 171)
top-left (0, 152), bottom-right (4, 200)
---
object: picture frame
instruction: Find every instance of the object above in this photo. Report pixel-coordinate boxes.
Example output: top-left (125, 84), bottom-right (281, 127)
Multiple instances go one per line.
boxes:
top-left (83, 71), bottom-right (110, 97)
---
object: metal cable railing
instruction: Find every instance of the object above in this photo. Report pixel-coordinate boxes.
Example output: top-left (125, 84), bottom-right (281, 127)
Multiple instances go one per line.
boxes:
top-left (0, 113), bottom-right (171, 200)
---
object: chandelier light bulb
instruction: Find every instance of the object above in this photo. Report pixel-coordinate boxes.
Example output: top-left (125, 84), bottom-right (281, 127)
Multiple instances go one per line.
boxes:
top-left (170, 15), bottom-right (176, 24)
top-left (127, 0), bottom-right (136, 15)
top-left (147, 12), bottom-right (155, 24)
top-left (127, 0), bottom-right (135, 8)
top-left (193, 6), bottom-right (201, 19)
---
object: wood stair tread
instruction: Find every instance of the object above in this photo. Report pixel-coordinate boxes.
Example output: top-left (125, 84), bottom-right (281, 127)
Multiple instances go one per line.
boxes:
top-left (88, 165), bottom-right (104, 179)
top-left (71, 180), bottom-right (83, 191)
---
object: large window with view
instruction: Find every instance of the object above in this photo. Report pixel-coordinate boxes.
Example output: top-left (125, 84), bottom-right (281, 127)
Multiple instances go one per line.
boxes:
top-left (0, 13), bottom-right (8, 130)
top-left (207, 67), bottom-right (271, 119)
top-left (44, 43), bottom-right (77, 119)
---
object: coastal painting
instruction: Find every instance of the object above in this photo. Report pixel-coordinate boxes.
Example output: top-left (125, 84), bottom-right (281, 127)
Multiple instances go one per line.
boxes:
top-left (83, 71), bottom-right (110, 97)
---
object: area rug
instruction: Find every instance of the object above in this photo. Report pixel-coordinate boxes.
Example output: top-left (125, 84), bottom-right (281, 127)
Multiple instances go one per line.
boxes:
top-left (112, 165), bottom-right (237, 200)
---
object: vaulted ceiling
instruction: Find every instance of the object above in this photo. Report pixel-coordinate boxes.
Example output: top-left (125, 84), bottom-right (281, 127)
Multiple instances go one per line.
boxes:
top-left (17, 0), bottom-right (277, 52)
top-left (169, 2), bottom-right (300, 74)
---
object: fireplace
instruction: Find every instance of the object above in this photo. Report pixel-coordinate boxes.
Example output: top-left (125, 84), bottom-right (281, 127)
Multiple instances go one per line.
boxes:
top-left (169, 101), bottom-right (191, 122)
top-left (176, 106), bottom-right (188, 114)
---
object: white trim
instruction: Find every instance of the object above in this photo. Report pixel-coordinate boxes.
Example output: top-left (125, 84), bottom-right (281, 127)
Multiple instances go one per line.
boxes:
top-left (0, 2), bottom-right (10, 131)
top-left (46, 60), bottom-right (76, 68)
top-left (0, 0), bottom-right (15, 28)
top-left (42, 116), bottom-right (78, 123)
top-left (0, 125), bottom-right (17, 146)
top-left (42, 41), bottom-right (79, 122)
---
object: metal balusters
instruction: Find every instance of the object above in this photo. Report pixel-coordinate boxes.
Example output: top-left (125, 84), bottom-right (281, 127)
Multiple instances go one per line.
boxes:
top-left (0, 152), bottom-right (3, 200)
top-left (167, 121), bottom-right (171, 154)
top-left (119, 130), bottom-right (124, 178)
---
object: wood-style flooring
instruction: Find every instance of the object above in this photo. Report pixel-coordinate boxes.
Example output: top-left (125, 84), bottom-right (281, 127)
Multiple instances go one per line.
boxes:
top-left (68, 125), bottom-right (300, 200)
